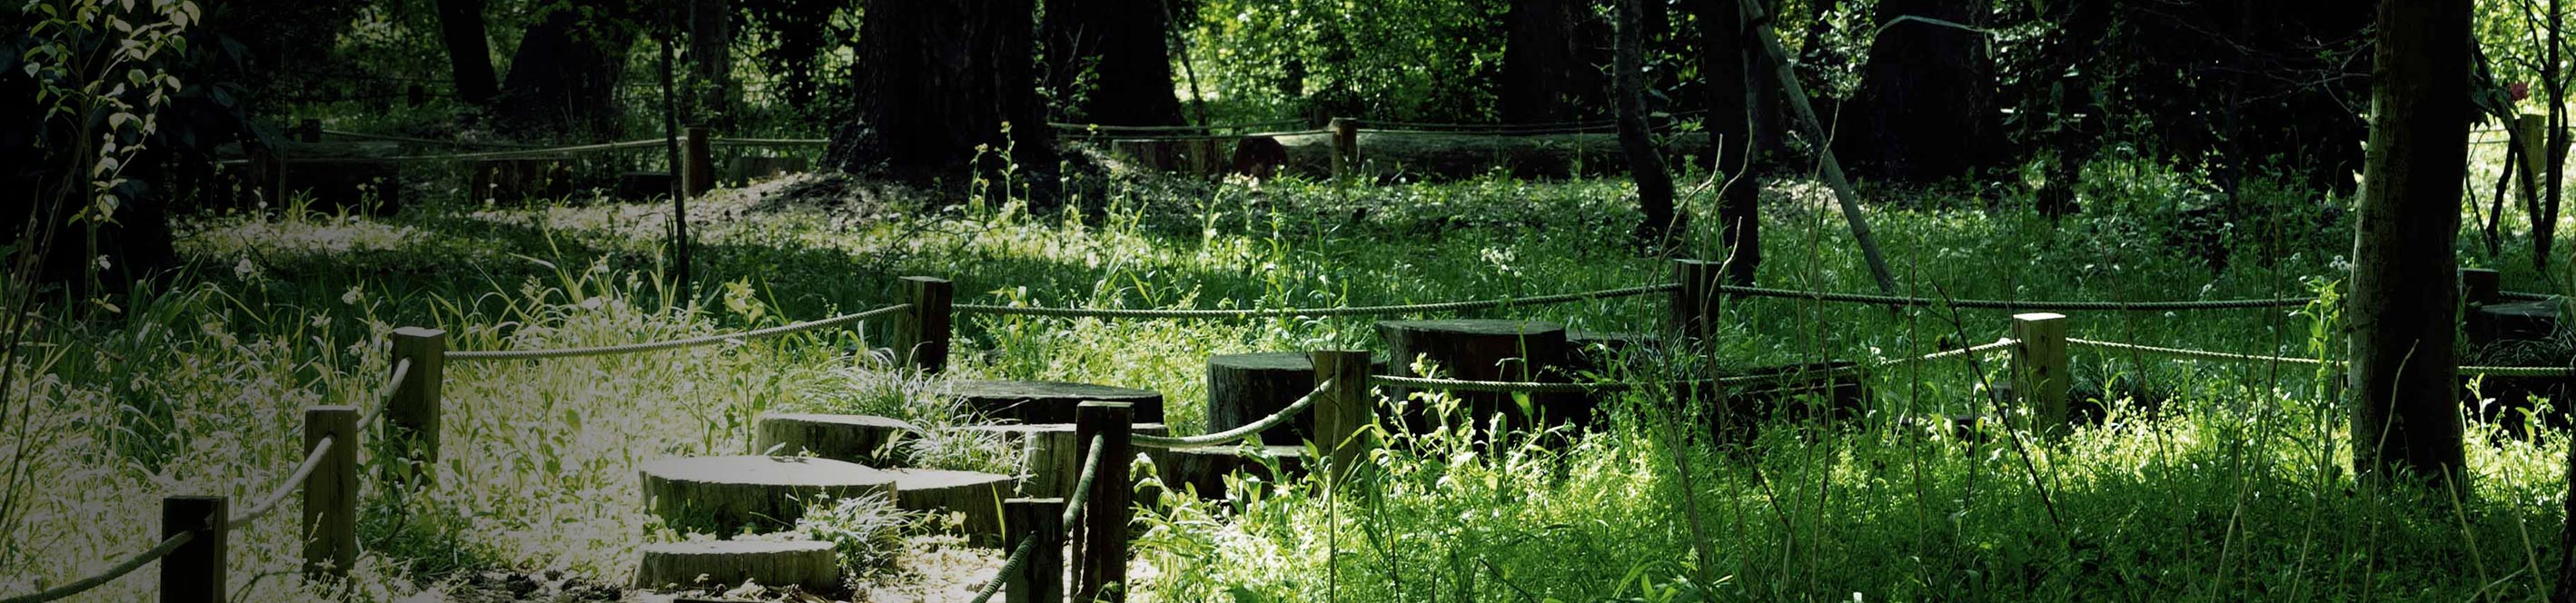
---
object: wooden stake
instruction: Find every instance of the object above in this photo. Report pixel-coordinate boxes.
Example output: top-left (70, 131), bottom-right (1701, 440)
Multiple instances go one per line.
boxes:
top-left (388, 327), bottom-right (445, 479)
top-left (2462, 267), bottom-right (2502, 306)
top-left (1309, 350), bottom-right (1376, 484)
top-left (1073, 401), bottom-right (1132, 603)
top-left (683, 125), bottom-right (716, 197)
top-left (161, 496), bottom-right (226, 603)
top-left (2010, 312), bottom-right (2071, 430)
top-left (895, 277), bottom-right (954, 373)
top-left (1330, 118), bottom-right (1360, 176)
top-left (1005, 498), bottom-right (1066, 603)
top-left (303, 406), bottom-right (360, 578)
top-left (1669, 259), bottom-right (1724, 343)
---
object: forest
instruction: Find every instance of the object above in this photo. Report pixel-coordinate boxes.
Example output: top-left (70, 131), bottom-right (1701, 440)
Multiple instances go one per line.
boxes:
top-left (6, 0), bottom-right (2576, 601)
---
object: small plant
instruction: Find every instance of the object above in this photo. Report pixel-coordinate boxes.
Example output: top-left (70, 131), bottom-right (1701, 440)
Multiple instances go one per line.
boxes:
top-left (793, 491), bottom-right (921, 575)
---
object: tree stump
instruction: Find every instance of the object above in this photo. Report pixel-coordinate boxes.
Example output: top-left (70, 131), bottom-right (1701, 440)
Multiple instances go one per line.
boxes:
top-left (944, 422), bottom-right (1169, 499)
top-left (727, 155), bottom-right (810, 183)
top-left (1205, 352), bottom-right (1385, 445)
top-left (467, 158), bottom-right (572, 203)
top-left (2463, 300), bottom-right (2571, 432)
top-left (639, 456), bottom-right (897, 534)
top-left (943, 380), bottom-right (1165, 425)
top-left (755, 414), bottom-right (923, 466)
top-left (1375, 319), bottom-right (1580, 432)
top-left (1145, 444), bottom-right (1308, 501)
top-left (886, 469), bottom-right (1012, 545)
top-left (632, 540), bottom-right (841, 594)
top-left (1701, 361), bottom-right (1872, 442)
top-left (617, 172), bottom-right (676, 201)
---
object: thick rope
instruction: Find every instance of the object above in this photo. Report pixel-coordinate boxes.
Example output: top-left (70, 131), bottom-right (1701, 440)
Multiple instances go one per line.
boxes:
top-left (226, 435), bottom-right (334, 529)
top-left (2068, 337), bottom-right (2576, 377)
top-left (1364, 340), bottom-right (2021, 394)
top-left (709, 138), bottom-right (829, 147)
top-left (1134, 381), bottom-right (1335, 449)
top-left (357, 358), bottom-right (409, 429)
top-left (956, 284), bottom-right (1669, 320)
top-left (378, 138), bottom-right (667, 162)
top-left (320, 129), bottom-right (541, 149)
top-left (448, 303), bottom-right (911, 361)
top-left (1719, 286), bottom-right (2313, 311)
top-left (1058, 128), bottom-right (1333, 142)
top-left (2502, 290), bottom-right (2557, 302)
top-left (1049, 119), bottom-right (1309, 133)
top-left (0, 530), bottom-right (198, 603)
top-left (967, 435), bottom-right (1107, 603)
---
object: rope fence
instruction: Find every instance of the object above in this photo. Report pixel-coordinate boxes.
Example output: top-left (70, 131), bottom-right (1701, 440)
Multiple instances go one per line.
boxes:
top-left (2069, 338), bottom-right (2576, 378)
top-left (956, 284), bottom-right (1671, 321)
top-left (1363, 338), bottom-right (2022, 395)
top-left (967, 434), bottom-right (1107, 603)
top-left (224, 435), bottom-right (335, 529)
top-left (446, 303), bottom-right (910, 361)
top-left (1134, 381), bottom-right (1335, 449)
top-left (0, 531), bottom-right (198, 603)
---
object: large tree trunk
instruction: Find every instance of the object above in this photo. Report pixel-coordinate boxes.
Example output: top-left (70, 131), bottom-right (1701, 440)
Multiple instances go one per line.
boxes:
top-left (829, 0), bottom-right (1056, 191)
top-left (498, 2), bottom-right (635, 139)
top-left (431, 0), bottom-right (500, 105)
top-left (1840, 0), bottom-right (2002, 182)
top-left (1617, 0), bottom-right (1678, 242)
top-left (687, 0), bottom-right (733, 123)
top-left (2347, 0), bottom-right (2469, 489)
top-left (1502, 0), bottom-right (1607, 124)
top-left (1696, 0), bottom-right (1761, 283)
top-left (1042, 0), bottom-right (1186, 126)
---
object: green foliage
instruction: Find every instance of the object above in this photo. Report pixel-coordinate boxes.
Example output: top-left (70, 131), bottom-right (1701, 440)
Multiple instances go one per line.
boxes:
top-left (1183, 0), bottom-right (1507, 123)
top-left (792, 491), bottom-right (921, 575)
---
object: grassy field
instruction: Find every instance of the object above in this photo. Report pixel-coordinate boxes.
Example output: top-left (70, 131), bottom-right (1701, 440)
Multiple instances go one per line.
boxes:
top-left (5, 146), bottom-right (2573, 601)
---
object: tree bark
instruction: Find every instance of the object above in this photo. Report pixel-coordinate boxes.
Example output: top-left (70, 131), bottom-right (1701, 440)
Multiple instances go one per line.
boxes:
top-left (829, 0), bottom-right (1056, 191)
top-left (1696, 0), bottom-right (1761, 283)
top-left (1618, 0), bottom-right (1679, 242)
top-left (498, 2), bottom-right (635, 139)
top-left (1502, 0), bottom-right (1606, 124)
top-left (431, 0), bottom-right (500, 105)
top-left (687, 0), bottom-right (733, 122)
top-left (1043, 0), bottom-right (1186, 126)
top-left (2347, 0), bottom-right (2469, 489)
top-left (1840, 0), bottom-right (2002, 182)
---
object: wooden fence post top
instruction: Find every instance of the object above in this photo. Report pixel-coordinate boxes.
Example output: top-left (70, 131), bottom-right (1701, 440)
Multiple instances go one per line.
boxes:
top-left (2012, 311), bottom-right (2067, 323)
top-left (2461, 268), bottom-right (2502, 305)
top-left (391, 326), bottom-right (447, 339)
top-left (903, 275), bottom-right (951, 284)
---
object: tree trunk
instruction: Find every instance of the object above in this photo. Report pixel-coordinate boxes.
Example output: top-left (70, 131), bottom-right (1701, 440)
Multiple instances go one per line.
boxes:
top-left (1697, 0), bottom-right (1761, 283)
top-left (431, 0), bottom-right (499, 105)
top-left (498, 2), bottom-right (635, 139)
top-left (1043, 0), bottom-right (1186, 126)
top-left (2347, 0), bottom-right (2469, 489)
top-left (687, 0), bottom-right (733, 123)
top-left (1502, 0), bottom-right (1605, 124)
top-left (1618, 0), bottom-right (1679, 242)
top-left (829, 0), bottom-right (1057, 191)
top-left (1840, 0), bottom-right (2002, 182)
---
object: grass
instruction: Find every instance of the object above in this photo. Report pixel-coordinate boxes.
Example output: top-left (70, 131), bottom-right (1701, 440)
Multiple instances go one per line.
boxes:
top-left (3, 144), bottom-right (2573, 601)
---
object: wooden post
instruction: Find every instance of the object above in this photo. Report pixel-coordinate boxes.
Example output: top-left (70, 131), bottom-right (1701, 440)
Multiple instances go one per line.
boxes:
top-left (1004, 498), bottom-right (1065, 603)
top-left (2462, 267), bottom-right (2501, 307)
top-left (161, 496), bottom-right (227, 603)
top-left (682, 125), bottom-right (716, 197)
top-left (895, 277), bottom-right (954, 373)
top-left (1329, 117), bottom-right (1359, 176)
top-left (388, 327), bottom-right (445, 479)
top-left (302, 405), bottom-right (360, 578)
top-left (1073, 401), bottom-right (1132, 603)
top-left (296, 119), bottom-right (322, 143)
top-left (1669, 259), bottom-right (1723, 343)
top-left (2010, 312), bottom-right (2071, 430)
top-left (1309, 350), bottom-right (1375, 484)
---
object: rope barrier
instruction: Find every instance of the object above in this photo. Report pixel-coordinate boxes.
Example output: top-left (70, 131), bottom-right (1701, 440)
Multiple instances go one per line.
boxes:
top-left (709, 138), bottom-right (830, 147)
top-left (2502, 290), bottom-right (2557, 302)
top-left (2068, 338), bottom-right (2576, 377)
top-left (1134, 381), bottom-right (1334, 449)
top-left (956, 284), bottom-right (1669, 321)
top-left (0, 531), bottom-right (199, 603)
top-left (225, 435), bottom-right (334, 529)
top-left (318, 129), bottom-right (541, 149)
top-left (1049, 119), bottom-right (1309, 133)
top-left (377, 138), bottom-right (669, 162)
top-left (447, 303), bottom-right (911, 361)
top-left (966, 434), bottom-right (1106, 603)
top-left (1365, 339), bottom-right (2023, 394)
top-left (357, 359), bottom-right (409, 429)
top-left (1058, 128), bottom-right (1333, 142)
top-left (1719, 285), bottom-right (2314, 311)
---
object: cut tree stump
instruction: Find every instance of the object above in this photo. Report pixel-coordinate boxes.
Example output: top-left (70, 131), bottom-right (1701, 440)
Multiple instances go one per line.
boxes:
top-left (1145, 444), bottom-right (1308, 501)
top-left (1205, 352), bottom-right (1385, 445)
top-left (639, 455), bottom-right (897, 534)
top-left (1375, 319), bottom-right (1580, 433)
top-left (2462, 300), bottom-right (2571, 432)
top-left (467, 158), bottom-right (572, 203)
top-left (755, 413), bottom-right (923, 466)
top-left (1700, 361), bottom-right (1872, 442)
top-left (944, 381), bottom-right (1165, 425)
top-left (944, 423), bottom-right (1169, 499)
top-left (632, 539), bottom-right (841, 594)
top-left (617, 172), bottom-right (676, 201)
top-left (886, 469), bottom-right (1012, 544)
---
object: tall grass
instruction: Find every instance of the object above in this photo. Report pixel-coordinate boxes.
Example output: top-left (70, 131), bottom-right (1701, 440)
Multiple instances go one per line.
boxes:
top-left (3, 149), bottom-right (2567, 601)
